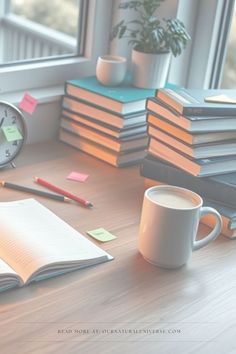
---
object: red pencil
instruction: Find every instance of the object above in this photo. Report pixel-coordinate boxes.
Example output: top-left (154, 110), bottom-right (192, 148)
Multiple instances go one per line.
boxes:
top-left (34, 177), bottom-right (93, 208)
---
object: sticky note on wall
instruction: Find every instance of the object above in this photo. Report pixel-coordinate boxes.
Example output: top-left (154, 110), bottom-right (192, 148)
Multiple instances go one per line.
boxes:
top-left (19, 92), bottom-right (38, 115)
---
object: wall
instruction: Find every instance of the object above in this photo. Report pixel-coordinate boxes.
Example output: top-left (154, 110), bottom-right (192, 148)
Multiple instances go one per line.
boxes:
top-left (0, 86), bottom-right (63, 144)
top-left (24, 100), bottom-right (62, 144)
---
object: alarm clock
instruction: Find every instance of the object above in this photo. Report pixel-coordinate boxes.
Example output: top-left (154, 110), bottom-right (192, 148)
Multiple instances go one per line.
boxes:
top-left (0, 100), bottom-right (26, 168)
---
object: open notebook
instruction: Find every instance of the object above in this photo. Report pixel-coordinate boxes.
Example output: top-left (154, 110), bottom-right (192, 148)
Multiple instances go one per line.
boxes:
top-left (0, 198), bottom-right (113, 293)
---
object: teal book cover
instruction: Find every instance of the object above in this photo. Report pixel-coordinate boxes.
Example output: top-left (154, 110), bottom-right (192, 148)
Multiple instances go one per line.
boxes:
top-left (67, 76), bottom-right (155, 103)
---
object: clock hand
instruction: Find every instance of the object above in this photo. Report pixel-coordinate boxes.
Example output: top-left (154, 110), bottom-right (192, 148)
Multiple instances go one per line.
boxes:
top-left (0, 118), bottom-right (5, 127)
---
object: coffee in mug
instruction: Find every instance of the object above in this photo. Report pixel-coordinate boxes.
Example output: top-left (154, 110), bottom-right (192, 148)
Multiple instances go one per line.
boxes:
top-left (149, 188), bottom-right (197, 209)
top-left (138, 185), bottom-right (222, 268)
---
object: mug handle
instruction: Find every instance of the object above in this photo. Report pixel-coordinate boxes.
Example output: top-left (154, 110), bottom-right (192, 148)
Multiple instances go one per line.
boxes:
top-left (193, 207), bottom-right (222, 251)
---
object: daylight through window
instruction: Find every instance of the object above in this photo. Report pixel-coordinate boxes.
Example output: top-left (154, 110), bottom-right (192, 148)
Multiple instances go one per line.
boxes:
top-left (221, 2), bottom-right (236, 88)
top-left (0, 0), bottom-right (85, 65)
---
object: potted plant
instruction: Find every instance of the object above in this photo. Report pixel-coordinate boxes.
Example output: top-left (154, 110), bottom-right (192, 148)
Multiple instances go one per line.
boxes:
top-left (111, 0), bottom-right (191, 88)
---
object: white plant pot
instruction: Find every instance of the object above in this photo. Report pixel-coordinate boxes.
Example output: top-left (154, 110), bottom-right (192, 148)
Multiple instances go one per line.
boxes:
top-left (131, 49), bottom-right (171, 89)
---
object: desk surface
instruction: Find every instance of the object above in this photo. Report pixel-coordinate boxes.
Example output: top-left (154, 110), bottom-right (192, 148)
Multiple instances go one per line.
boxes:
top-left (0, 141), bottom-right (236, 354)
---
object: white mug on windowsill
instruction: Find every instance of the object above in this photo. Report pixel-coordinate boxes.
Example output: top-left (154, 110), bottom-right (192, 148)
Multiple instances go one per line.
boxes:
top-left (138, 185), bottom-right (222, 269)
top-left (96, 55), bottom-right (127, 86)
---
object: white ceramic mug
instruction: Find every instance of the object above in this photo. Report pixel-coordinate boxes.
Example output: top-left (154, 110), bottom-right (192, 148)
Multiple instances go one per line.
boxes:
top-left (138, 185), bottom-right (222, 268)
top-left (96, 55), bottom-right (127, 86)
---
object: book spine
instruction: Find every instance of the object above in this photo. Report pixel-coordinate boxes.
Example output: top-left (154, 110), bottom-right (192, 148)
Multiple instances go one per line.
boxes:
top-left (182, 106), bottom-right (236, 116)
top-left (140, 157), bottom-right (236, 208)
top-left (156, 91), bottom-right (236, 116)
top-left (201, 214), bottom-right (235, 239)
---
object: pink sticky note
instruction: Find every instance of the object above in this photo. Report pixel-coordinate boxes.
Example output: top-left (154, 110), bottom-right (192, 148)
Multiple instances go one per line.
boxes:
top-left (67, 171), bottom-right (89, 182)
top-left (19, 92), bottom-right (38, 115)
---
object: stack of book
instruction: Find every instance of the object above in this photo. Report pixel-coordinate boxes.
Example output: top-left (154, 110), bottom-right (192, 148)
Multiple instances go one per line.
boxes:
top-left (59, 76), bottom-right (155, 167)
top-left (141, 87), bottom-right (236, 238)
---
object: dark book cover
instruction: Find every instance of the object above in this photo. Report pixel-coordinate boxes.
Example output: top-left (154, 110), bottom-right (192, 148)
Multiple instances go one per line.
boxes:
top-left (146, 99), bottom-right (236, 132)
top-left (148, 130), bottom-right (236, 160)
top-left (147, 114), bottom-right (236, 144)
top-left (147, 98), bottom-right (236, 121)
top-left (62, 96), bottom-right (147, 129)
top-left (62, 108), bottom-right (147, 132)
top-left (60, 116), bottom-right (148, 153)
top-left (59, 129), bottom-right (146, 167)
top-left (203, 199), bottom-right (236, 229)
top-left (149, 137), bottom-right (236, 166)
top-left (140, 155), bottom-right (236, 208)
top-left (63, 95), bottom-right (147, 118)
top-left (156, 88), bottom-right (236, 116)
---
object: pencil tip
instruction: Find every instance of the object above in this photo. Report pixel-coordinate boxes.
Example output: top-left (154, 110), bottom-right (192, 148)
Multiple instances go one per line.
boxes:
top-left (87, 202), bottom-right (93, 208)
top-left (34, 177), bottom-right (38, 181)
top-left (0, 181), bottom-right (4, 187)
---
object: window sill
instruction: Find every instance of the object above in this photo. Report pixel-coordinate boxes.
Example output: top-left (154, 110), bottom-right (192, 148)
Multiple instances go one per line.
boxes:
top-left (0, 85), bottom-right (64, 106)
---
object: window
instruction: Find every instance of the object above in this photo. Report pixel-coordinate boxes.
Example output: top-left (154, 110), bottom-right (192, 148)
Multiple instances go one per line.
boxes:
top-left (168, 0), bottom-right (235, 89)
top-left (221, 3), bottom-right (236, 88)
top-left (0, 0), bottom-right (85, 65)
top-left (0, 0), bottom-right (113, 94)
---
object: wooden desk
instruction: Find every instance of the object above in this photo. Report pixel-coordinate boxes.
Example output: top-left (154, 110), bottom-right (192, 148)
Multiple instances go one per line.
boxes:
top-left (0, 141), bottom-right (236, 354)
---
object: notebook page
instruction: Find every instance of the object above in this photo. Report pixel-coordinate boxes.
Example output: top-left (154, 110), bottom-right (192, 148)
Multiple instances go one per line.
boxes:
top-left (0, 259), bottom-right (22, 291)
top-left (0, 258), bottom-right (18, 277)
top-left (0, 199), bottom-right (112, 283)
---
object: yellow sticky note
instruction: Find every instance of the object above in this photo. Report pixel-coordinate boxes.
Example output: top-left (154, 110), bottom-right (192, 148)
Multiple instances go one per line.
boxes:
top-left (204, 94), bottom-right (236, 104)
top-left (87, 228), bottom-right (117, 242)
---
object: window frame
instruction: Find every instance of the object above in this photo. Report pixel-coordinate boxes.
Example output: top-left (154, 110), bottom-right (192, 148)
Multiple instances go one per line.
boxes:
top-left (208, 0), bottom-right (235, 88)
top-left (168, 0), bottom-right (235, 89)
top-left (0, 0), bottom-right (113, 94)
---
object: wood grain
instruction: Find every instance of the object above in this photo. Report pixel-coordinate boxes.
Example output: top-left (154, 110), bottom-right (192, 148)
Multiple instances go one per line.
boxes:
top-left (0, 141), bottom-right (235, 354)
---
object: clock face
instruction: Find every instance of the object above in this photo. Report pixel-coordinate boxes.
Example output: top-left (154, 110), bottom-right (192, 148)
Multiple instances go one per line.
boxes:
top-left (0, 101), bottom-right (26, 167)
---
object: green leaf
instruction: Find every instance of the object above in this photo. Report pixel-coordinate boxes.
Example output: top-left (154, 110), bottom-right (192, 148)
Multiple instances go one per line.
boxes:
top-left (152, 27), bottom-right (165, 42)
top-left (128, 39), bottom-right (141, 47)
top-left (111, 0), bottom-right (191, 55)
top-left (110, 27), bottom-right (118, 40)
top-left (143, 0), bottom-right (164, 16)
top-left (119, 26), bottom-right (127, 38)
top-left (115, 20), bottom-right (125, 27)
top-left (110, 20), bottom-right (125, 40)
